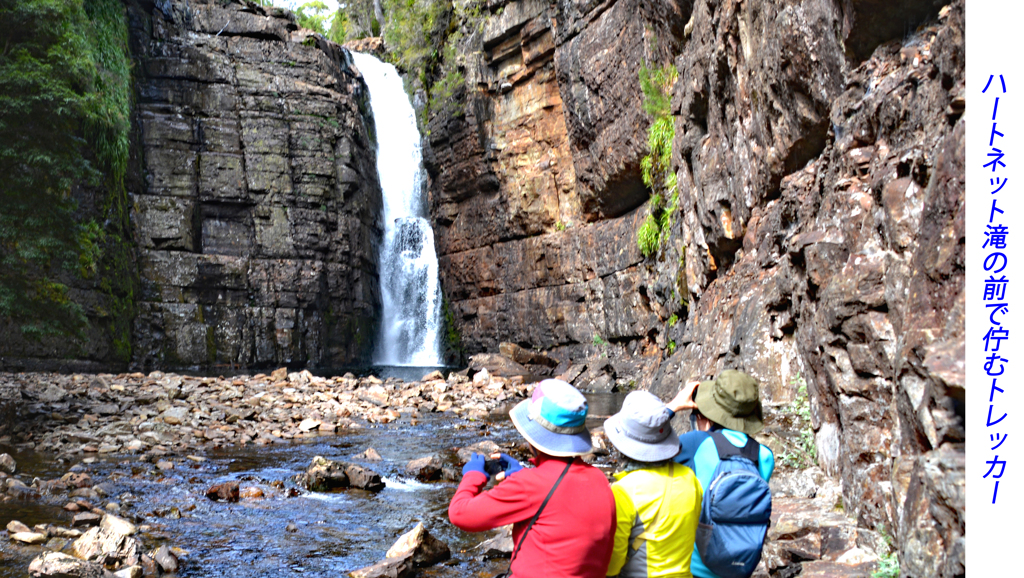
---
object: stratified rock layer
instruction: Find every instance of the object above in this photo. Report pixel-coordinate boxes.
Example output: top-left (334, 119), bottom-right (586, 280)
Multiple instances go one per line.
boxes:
top-left (126, 0), bottom-right (383, 369)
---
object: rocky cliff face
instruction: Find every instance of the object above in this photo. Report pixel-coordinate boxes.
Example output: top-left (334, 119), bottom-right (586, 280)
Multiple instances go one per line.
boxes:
top-left (428, 0), bottom-right (963, 574)
top-left (428, 0), bottom-right (689, 363)
top-left (126, 0), bottom-right (383, 370)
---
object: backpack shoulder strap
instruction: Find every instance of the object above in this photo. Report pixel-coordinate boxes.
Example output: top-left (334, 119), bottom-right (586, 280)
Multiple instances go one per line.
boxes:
top-left (709, 430), bottom-right (760, 464)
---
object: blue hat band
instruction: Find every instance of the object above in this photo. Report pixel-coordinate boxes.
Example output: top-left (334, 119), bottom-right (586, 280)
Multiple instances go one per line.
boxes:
top-left (528, 396), bottom-right (587, 434)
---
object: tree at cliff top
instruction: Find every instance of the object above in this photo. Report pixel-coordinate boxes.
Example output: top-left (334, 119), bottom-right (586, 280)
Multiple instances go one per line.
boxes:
top-left (0, 0), bottom-right (133, 352)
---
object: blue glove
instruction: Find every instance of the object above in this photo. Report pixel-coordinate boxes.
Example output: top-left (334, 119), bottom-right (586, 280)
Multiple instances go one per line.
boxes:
top-left (462, 452), bottom-right (489, 480)
top-left (496, 453), bottom-right (523, 479)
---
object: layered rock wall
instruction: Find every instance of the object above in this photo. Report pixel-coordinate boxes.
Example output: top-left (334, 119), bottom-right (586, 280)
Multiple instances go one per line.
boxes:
top-left (428, 0), bottom-right (690, 358)
top-left (126, 0), bottom-right (383, 370)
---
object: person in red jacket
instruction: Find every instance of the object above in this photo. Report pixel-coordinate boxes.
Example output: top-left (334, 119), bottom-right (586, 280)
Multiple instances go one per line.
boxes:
top-left (448, 379), bottom-right (616, 577)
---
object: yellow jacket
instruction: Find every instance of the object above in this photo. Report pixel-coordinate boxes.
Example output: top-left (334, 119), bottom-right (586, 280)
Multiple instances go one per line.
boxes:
top-left (607, 461), bottom-right (703, 578)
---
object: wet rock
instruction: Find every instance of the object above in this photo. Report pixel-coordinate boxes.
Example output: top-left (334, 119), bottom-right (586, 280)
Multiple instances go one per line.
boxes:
top-left (0, 453), bottom-right (15, 474)
top-left (355, 448), bottom-right (383, 461)
top-left (28, 551), bottom-right (104, 578)
top-left (405, 456), bottom-right (443, 482)
top-left (71, 526), bottom-right (141, 567)
top-left (7, 520), bottom-right (31, 534)
top-left (344, 463), bottom-right (385, 492)
top-left (240, 486), bottom-right (264, 499)
top-left (151, 545), bottom-right (179, 574)
top-left (101, 514), bottom-right (137, 537)
top-left (139, 554), bottom-right (158, 576)
top-left (348, 556), bottom-right (414, 578)
top-left (61, 472), bottom-right (92, 489)
top-left (73, 513), bottom-right (102, 527)
top-left (475, 525), bottom-right (513, 558)
top-left (457, 441), bottom-right (502, 463)
top-left (205, 481), bottom-right (240, 502)
top-left (109, 565), bottom-right (143, 578)
top-left (11, 532), bottom-right (49, 545)
top-left (295, 456), bottom-right (349, 491)
top-left (385, 522), bottom-right (451, 567)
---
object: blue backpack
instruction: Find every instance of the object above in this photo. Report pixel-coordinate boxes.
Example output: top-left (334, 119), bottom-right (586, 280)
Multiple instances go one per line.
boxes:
top-left (695, 431), bottom-right (772, 578)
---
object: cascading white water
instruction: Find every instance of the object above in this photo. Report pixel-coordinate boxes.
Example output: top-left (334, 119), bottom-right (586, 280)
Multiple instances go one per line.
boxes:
top-left (352, 52), bottom-right (443, 367)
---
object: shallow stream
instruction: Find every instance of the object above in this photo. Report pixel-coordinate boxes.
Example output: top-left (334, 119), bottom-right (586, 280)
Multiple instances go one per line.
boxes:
top-left (0, 393), bottom-right (625, 577)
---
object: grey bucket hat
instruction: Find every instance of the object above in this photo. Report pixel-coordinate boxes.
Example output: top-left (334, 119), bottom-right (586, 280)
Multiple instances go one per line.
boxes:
top-left (604, 391), bottom-right (680, 462)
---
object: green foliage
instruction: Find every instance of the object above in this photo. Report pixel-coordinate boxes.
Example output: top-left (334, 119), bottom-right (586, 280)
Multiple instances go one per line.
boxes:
top-left (0, 0), bottom-right (135, 345)
top-left (667, 314), bottom-right (678, 327)
top-left (637, 213), bottom-right (661, 258)
top-left (592, 334), bottom-right (608, 347)
top-left (635, 62), bottom-right (678, 258)
top-left (382, 0), bottom-right (451, 83)
top-left (779, 373), bottom-right (817, 469)
top-left (442, 297), bottom-right (464, 356)
top-left (327, 7), bottom-right (350, 43)
top-left (555, 220), bottom-right (567, 232)
top-left (872, 530), bottom-right (900, 578)
top-left (295, 1), bottom-right (332, 35)
top-left (666, 340), bottom-right (676, 355)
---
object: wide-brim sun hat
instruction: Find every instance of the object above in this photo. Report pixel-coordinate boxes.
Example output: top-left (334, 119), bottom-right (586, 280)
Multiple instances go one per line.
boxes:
top-left (604, 390), bottom-right (680, 462)
top-left (695, 369), bottom-right (765, 435)
top-left (509, 379), bottom-right (593, 457)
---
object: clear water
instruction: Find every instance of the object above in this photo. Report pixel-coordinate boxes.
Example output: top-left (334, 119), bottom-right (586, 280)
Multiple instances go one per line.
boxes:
top-left (0, 394), bottom-right (626, 577)
top-left (0, 415), bottom-right (520, 577)
top-left (352, 52), bottom-right (443, 368)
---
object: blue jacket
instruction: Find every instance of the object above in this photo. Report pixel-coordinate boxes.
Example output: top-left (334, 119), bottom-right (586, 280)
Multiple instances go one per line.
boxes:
top-left (674, 429), bottom-right (774, 578)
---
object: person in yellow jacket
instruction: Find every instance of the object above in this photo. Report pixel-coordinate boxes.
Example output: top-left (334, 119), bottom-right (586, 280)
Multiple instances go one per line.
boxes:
top-left (604, 391), bottom-right (703, 578)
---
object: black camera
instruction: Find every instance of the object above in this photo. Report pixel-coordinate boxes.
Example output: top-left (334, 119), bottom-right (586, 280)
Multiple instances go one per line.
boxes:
top-left (484, 459), bottom-right (505, 476)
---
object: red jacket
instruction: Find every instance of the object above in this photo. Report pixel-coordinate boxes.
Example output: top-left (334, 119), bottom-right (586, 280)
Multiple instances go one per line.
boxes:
top-left (449, 454), bottom-right (616, 577)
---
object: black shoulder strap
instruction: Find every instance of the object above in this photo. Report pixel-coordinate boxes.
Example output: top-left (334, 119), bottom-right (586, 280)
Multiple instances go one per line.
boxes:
top-left (506, 460), bottom-right (573, 570)
top-left (709, 430), bottom-right (760, 463)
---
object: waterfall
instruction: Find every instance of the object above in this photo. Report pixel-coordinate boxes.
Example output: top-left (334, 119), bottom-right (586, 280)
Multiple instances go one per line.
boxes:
top-left (352, 52), bottom-right (443, 367)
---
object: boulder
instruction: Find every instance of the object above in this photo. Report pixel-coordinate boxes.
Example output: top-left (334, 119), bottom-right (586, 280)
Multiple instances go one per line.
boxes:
top-left (6, 520), bottom-right (31, 534)
top-left (101, 514), bottom-right (137, 536)
top-left (28, 552), bottom-right (104, 578)
top-left (205, 481), bottom-right (240, 502)
top-left (355, 448), bottom-right (383, 461)
top-left (11, 532), bottom-right (48, 545)
top-left (0, 453), bottom-right (15, 474)
top-left (385, 522), bottom-right (450, 567)
top-left (468, 354), bottom-right (530, 379)
top-left (348, 556), bottom-right (414, 578)
top-left (475, 525), bottom-right (513, 558)
top-left (151, 545), bottom-right (179, 574)
top-left (405, 456), bottom-right (443, 482)
top-left (71, 526), bottom-right (141, 567)
top-left (296, 457), bottom-right (384, 492)
top-left (456, 441), bottom-right (502, 463)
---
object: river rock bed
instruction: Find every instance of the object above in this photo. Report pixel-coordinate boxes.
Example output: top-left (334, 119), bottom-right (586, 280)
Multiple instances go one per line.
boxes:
top-left (1, 369), bottom-right (894, 577)
top-left (0, 368), bottom-right (527, 459)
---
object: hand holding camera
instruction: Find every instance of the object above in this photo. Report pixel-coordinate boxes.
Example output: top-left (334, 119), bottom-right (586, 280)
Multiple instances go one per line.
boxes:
top-left (667, 380), bottom-right (701, 413)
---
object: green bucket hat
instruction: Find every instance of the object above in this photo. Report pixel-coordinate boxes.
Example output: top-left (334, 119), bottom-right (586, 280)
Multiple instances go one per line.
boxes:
top-left (694, 370), bottom-right (764, 435)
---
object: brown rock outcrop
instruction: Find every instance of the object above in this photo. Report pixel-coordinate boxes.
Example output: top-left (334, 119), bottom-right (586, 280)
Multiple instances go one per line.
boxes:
top-left (126, 0), bottom-right (383, 370)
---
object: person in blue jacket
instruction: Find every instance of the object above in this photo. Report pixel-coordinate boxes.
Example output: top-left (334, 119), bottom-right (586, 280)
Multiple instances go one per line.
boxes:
top-left (666, 370), bottom-right (775, 578)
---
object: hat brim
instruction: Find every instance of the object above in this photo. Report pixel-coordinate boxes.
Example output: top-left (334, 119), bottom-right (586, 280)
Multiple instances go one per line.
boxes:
top-left (604, 414), bottom-right (680, 462)
top-left (695, 379), bottom-right (765, 435)
top-left (510, 400), bottom-right (593, 457)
